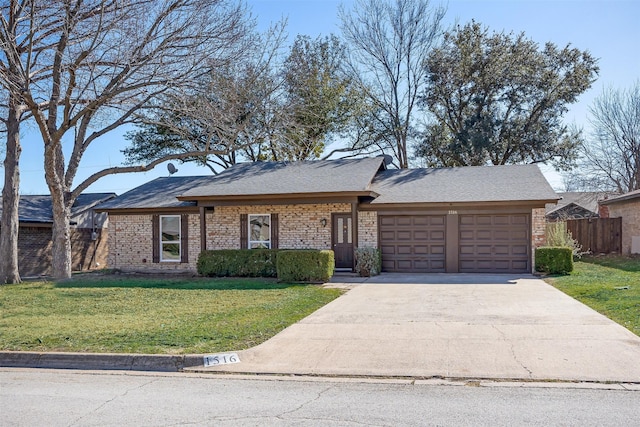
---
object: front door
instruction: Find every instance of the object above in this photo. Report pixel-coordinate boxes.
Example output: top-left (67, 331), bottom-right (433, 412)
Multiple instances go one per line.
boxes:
top-left (332, 213), bottom-right (353, 269)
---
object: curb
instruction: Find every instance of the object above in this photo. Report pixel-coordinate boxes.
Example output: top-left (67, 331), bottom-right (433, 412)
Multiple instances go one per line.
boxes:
top-left (0, 351), bottom-right (204, 372)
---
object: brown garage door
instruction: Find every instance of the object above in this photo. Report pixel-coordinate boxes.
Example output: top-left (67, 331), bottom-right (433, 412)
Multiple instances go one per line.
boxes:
top-left (458, 214), bottom-right (530, 273)
top-left (379, 215), bottom-right (446, 272)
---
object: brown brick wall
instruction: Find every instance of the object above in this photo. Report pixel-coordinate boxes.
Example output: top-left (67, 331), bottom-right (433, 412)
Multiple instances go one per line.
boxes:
top-left (208, 204), bottom-right (351, 250)
top-left (108, 204), bottom-right (383, 272)
top-left (607, 199), bottom-right (640, 254)
top-left (358, 210), bottom-right (378, 248)
top-left (532, 208), bottom-right (547, 248)
top-left (108, 214), bottom-right (201, 272)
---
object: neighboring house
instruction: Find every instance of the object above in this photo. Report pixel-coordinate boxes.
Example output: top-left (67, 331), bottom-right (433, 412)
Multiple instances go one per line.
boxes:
top-left (97, 158), bottom-right (558, 274)
top-left (545, 192), bottom-right (611, 221)
top-left (600, 189), bottom-right (640, 255)
top-left (0, 193), bottom-right (115, 277)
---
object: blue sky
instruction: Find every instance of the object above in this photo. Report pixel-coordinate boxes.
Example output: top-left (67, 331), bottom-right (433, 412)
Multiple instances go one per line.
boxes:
top-left (13, 0), bottom-right (640, 195)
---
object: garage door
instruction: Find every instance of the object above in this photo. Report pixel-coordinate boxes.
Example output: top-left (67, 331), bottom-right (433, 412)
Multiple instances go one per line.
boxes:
top-left (458, 214), bottom-right (530, 273)
top-left (379, 215), bottom-right (446, 272)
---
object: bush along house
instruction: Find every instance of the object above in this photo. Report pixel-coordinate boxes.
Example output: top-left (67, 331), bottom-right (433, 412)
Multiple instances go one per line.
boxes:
top-left (96, 157), bottom-right (559, 275)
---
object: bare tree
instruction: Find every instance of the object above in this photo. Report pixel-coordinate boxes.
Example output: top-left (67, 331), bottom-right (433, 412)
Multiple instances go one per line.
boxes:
top-left (123, 21), bottom-right (288, 171)
top-left (339, 0), bottom-right (446, 168)
top-left (1, 0), bottom-right (251, 280)
top-left (580, 82), bottom-right (640, 193)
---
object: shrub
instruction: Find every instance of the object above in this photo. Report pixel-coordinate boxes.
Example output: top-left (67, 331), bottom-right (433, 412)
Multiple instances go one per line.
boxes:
top-left (197, 249), bottom-right (278, 277)
top-left (545, 221), bottom-right (586, 258)
top-left (535, 247), bottom-right (574, 274)
top-left (277, 250), bottom-right (335, 283)
top-left (355, 247), bottom-right (381, 277)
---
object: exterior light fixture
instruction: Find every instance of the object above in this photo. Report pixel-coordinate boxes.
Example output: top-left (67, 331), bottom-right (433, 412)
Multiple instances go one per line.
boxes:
top-left (320, 218), bottom-right (327, 227)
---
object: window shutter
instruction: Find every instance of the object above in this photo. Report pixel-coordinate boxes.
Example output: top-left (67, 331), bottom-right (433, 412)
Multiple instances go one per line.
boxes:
top-left (271, 213), bottom-right (279, 249)
top-left (180, 214), bottom-right (189, 263)
top-left (240, 214), bottom-right (248, 249)
top-left (152, 214), bottom-right (159, 263)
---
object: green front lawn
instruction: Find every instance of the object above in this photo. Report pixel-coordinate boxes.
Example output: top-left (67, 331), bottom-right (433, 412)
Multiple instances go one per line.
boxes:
top-left (545, 256), bottom-right (640, 336)
top-left (0, 275), bottom-right (343, 354)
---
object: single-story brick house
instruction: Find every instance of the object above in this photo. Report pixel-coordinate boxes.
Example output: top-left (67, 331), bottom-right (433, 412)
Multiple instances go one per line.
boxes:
top-left (600, 189), bottom-right (640, 254)
top-left (96, 157), bottom-right (558, 274)
top-left (0, 193), bottom-right (115, 277)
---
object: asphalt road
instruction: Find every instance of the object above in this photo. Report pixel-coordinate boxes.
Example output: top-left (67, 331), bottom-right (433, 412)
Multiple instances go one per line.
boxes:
top-left (1, 369), bottom-right (639, 426)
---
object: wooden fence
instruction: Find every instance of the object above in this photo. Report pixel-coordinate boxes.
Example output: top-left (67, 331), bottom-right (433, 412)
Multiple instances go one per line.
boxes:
top-left (566, 218), bottom-right (622, 254)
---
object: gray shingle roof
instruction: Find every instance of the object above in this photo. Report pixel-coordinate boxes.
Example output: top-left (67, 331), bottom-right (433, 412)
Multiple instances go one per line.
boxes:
top-left (369, 164), bottom-right (558, 204)
top-left (180, 157), bottom-right (385, 198)
top-left (0, 193), bottom-right (116, 223)
top-left (97, 176), bottom-right (214, 210)
top-left (600, 188), bottom-right (640, 205)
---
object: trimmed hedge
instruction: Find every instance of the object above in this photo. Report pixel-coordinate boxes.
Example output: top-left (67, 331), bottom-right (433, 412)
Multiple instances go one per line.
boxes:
top-left (535, 247), bottom-right (574, 274)
top-left (197, 249), bottom-right (278, 277)
top-left (276, 250), bottom-right (335, 283)
top-left (355, 247), bottom-right (381, 277)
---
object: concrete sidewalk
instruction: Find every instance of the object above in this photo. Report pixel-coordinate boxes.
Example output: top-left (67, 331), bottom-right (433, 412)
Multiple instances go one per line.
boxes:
top-left (191, 275), bottom-right (640, 383)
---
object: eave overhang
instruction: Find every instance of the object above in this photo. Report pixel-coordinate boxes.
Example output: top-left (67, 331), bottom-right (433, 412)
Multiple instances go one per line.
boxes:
top-left (358, 198), bottom-right (558, 211)
top-left (176, 191), bottom-right (380, 206)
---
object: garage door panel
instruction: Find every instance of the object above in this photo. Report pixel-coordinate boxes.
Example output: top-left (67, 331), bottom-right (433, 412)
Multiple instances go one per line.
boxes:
top-left (413, 245), bottom-right (429, 255)
top-left (396, 231), bottom-right (411, 240)
top-left (431, 230), bottom-right (445, 240)
top-left (380, 245), bottom-right (396, 255)
top-left (397, 245), bottom-right (413, 255)
top-left (431, 245), bottom-right (445, 255)
top-left (511, 215), bottom-right (528, 225)
top-left (476, 216), bottom-right (493, 225)
top-left (379, 215), bottom-right (446, 273)
top-left (511, 245), bottom-right (528, 255)
top-left (379, 216), bottom-right (396, 226)
top-left (477, 230), bottom-right (492, 240)
top-left (396, 217), bottom-right (412, 226)
top-left (459, 230), bottom-right (474, 240)
top-left (430, 216), bottom-right (446, 226)
top-left (413, 230), bottom-right (429, 240)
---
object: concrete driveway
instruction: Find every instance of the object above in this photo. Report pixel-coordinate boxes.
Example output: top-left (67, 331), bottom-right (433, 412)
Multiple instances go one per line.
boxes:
top-left (196, 274), bottom-right (640, 383)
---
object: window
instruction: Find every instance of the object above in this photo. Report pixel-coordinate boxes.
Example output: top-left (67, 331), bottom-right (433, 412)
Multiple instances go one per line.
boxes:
top-left (160, 215), bottom-right (181, 261)
top-left (248, 214), bottom-right (271, 249)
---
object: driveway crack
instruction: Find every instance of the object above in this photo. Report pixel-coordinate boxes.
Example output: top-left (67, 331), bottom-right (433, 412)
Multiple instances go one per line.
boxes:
top-left (492, 324), bottom-right (533, 378)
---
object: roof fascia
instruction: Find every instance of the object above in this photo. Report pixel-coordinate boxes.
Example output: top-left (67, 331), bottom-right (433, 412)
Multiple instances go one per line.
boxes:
top-left (95, 207), bottom-right (200, 215)
top-left (177, 191), bottom-right (379, 204)
top-left (600, 192), bottom-right (640, 205)
top-left (359, 199), bottom-right (556, 211)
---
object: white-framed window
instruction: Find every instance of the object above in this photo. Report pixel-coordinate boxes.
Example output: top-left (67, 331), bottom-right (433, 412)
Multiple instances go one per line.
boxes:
top-left (248, 214), bottom-right (271, 249)
top-left (160, 215), bottom-right (181, 261)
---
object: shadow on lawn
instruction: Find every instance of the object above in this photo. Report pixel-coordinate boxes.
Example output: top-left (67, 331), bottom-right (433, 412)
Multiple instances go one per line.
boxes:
top-left (580, 255), bottom-right (640, 272)
top-left (55, 276), bottom-right (304, 290)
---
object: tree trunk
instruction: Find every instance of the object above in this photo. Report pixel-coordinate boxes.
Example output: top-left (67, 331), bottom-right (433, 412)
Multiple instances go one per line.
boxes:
top-left (0, 100), bottom-right (22, 284)
top-left (50, 195), bottom-right (72, 280)
top-left (45, 141), bottom-right (73, 280)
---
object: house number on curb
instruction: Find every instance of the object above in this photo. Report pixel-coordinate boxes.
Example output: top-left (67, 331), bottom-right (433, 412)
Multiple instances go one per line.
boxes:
top-left (203, 353), bottom-right (240, 367)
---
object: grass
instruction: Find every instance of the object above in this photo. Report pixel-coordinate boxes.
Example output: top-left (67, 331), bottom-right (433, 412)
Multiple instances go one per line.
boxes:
top-left (545, 255), bottom-right (640, 336)
top-left (0, 275), bottom-right (343, 354)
